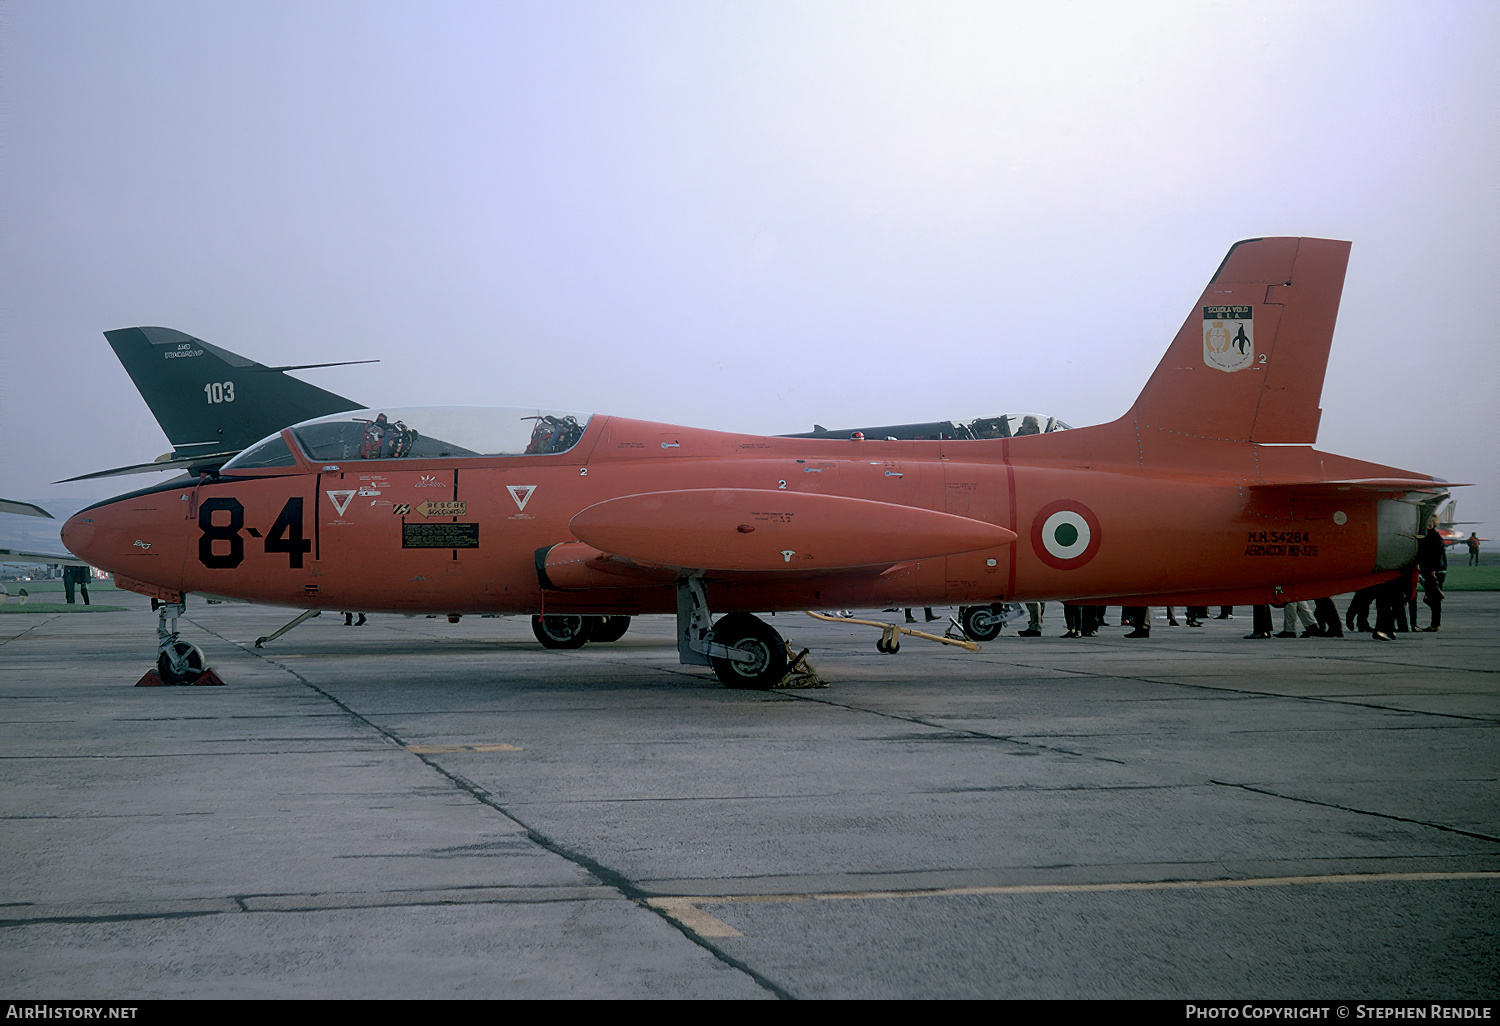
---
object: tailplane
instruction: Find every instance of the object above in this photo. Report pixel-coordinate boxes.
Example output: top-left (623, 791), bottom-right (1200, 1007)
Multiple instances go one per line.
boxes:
top-left (1126, 237), bottom-right (1350, 444)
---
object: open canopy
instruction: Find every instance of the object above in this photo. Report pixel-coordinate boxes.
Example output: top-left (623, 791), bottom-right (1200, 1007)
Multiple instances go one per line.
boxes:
top-left (222, 406), bottom-right (593, 470)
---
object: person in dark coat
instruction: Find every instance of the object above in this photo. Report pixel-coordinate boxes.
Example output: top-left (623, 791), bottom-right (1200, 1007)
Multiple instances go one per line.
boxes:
top-left (1417, 520), bottom-right (1447, 630)
top-left (1244, 604), bottom-right (1273, 639)
top-left (1373, 569), bottom-right (1415, 640)
top-left (1346, 586), bottom-right (1377, 633)
top-left (1312, 597), bottom-right (1344, 638)
top-left (63, 565), bottom-right (91, 605)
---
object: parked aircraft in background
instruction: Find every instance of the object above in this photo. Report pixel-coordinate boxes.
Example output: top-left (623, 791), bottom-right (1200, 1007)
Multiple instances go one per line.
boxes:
top-left (1434, 502), bottom-right (1485, 547)
top-left (61, 327), bottom-right (372, 482)
top-left (0, 499), bottom-right (89, 568)
top-left (63, 238), bottom-right (1458, 688)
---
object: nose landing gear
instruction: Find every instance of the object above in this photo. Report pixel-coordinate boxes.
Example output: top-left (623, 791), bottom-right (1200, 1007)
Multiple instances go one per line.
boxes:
top-left (153, 600), bottom-right (211, 685)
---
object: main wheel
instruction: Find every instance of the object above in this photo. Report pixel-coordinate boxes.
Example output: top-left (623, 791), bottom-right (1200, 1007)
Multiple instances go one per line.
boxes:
top-left (959, 604), bottom-right (1004, 642)
top-left (709, 612), bottom-right (788, 690)
top-left (589, 616), bottom-right (632, 643)
top-left (157, 641), bottom-right (206, 685)
top-left (531, 614), bottom-right (593, 649)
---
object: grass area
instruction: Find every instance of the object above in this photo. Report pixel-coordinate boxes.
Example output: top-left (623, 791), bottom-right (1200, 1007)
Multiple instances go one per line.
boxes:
top-left (1443, 565), bottom-right (1500, 591)
top-left (0, 603), bottom-right (126, 613)
top-left (0, 579), bottom-right (121, 594)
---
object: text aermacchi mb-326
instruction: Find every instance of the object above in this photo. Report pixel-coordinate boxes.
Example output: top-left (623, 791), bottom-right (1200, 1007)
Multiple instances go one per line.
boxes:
top-left (63, 237), bottom-right (1458, 688)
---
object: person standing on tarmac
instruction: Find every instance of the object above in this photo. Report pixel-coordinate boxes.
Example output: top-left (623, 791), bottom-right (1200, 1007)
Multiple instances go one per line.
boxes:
top-left (1467, 533), bottom-right (1481, 566)
top-left (1418, 519), bottom-right (1447, 631)
top-left (1312, 597), bottom-right (1344, 638)
top-left (1018, 602), bottom-right (1044, 637)
top-left (63, 564), bottom-right (91, 606)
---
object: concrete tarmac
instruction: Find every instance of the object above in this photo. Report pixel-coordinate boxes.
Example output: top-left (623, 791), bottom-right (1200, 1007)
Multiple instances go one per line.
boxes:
top-left (2, 593), bottom-right (1496, 999)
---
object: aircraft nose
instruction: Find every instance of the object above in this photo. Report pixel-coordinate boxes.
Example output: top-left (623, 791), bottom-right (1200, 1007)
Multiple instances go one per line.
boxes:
top-left (61, 512), bottom-right (98, 563)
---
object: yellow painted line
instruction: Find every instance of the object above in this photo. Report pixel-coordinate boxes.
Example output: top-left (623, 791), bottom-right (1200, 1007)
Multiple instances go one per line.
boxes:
top-left (406, 743), bottom-right (522, 754)
top-left (645, 897), bottom-right (744, 937)
top-left (648, 871), bottom-right (1500, 939)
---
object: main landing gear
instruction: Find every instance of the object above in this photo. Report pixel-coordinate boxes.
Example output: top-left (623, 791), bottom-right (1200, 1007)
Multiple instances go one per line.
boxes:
top-left (676, 576), bottom-right (788, 689)
top-left (155, 600), bottom-right (209, 685)
top-left (531, 614), bottom-right (633, 649)
top-left (956, 603), bottom-right (1025, 641)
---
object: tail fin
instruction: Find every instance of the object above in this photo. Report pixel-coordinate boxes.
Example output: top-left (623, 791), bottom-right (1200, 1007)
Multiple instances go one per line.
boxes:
top-left (1126, 237), bottom-right (1350, 444)
top-left (104, 327), bottom-right (366, 461)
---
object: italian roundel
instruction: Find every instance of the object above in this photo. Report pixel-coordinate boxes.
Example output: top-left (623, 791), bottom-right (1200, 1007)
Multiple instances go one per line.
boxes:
top-left (1030, 499), bottom-right (1102, 570)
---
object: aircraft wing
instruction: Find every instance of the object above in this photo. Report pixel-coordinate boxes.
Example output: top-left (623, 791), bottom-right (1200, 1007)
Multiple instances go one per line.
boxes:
top-left (55, 454), bottom-right (238, 483)
top-left (0, 499), bottom-right (53, 518)
top-left (565, 489), bottom-right (1016, 575)
top-left (0, 547), bottom-right (91, 568)
top-left (1249, 478), bottom-right (1469, 494)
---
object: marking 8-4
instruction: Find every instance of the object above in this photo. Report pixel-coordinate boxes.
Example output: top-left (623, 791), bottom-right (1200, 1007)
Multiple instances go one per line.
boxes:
top-left (198, 496), bottom-right (311, 569)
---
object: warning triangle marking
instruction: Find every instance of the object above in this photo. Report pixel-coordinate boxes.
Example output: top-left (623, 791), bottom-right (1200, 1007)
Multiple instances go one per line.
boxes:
top-left (326, 490), bottom-right (356, 516)
top-left (507, 485), bottom-right (537, 512)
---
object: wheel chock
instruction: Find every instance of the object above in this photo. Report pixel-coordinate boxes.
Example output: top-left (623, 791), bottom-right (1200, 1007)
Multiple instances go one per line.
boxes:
top-left (773, 646), bottom-right (826, 689)
top-left (135, 667), bottom-right (226, 687)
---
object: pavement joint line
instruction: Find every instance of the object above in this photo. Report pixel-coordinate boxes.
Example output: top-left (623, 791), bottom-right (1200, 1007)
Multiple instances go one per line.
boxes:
top-left (188, 615), bottom-right (795, 1001)
top-left (779, 690), bottom-right (1130, 764)
top-left (1210, 780), bottom-right (1500, 844)
top-left (645, 871), bottom-right (1500, 940)
top-left (0, 615), bottom-right (60, 647)
top-left (944, 656), bottom-right (1500, 724)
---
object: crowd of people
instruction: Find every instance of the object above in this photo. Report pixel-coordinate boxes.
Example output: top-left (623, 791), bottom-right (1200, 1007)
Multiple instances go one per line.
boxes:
top-left (973, 517), bottom-right (1459, 642)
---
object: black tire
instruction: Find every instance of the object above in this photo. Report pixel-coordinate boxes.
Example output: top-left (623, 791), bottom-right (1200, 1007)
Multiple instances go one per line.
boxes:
top-left (157, 641), bottom-right (205, 684)
top-left (710, 612), bottom-right (788, 690)
top-left (589, 616), bottom-right (632, 643)
top-left (959, 604), bottom-right (1004, 642)
top-left (532, 614), bottom-right (593, 649)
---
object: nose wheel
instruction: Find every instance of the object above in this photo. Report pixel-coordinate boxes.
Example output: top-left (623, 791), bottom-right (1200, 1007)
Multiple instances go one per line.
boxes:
top-left (158, 640), bottom-right (207, 685)
top-left (155, 600), bottom-right (209, 684)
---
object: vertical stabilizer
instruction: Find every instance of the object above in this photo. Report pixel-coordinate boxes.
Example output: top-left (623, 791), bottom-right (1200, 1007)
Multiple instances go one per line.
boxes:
top-left (1126, 237), bottom-right (1351, 444)
top-left (105, 327), bottom-right (364, 459)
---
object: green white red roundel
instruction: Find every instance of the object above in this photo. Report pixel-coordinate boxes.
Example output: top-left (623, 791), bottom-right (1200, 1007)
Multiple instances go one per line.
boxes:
top-left (1030, 500), bottom-right (1102, 570)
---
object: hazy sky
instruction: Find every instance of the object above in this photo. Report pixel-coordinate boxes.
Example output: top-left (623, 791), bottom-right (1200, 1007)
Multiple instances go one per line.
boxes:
top-left (2, 0), bottom-right (1496, 544)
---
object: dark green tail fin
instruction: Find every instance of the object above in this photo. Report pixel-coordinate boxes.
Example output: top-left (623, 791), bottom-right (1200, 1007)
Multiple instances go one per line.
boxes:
top-left (104, 326), bottom-right (367, 464)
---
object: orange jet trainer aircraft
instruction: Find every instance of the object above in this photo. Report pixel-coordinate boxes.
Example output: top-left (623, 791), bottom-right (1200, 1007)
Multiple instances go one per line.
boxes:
top-left (63, 237), bottom-right (1456, 688)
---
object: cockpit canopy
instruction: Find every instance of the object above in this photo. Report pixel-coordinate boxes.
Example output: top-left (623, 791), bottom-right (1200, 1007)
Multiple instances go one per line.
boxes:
top-left (960, 413), bottom-right (1072, 439)
top-left (781, 412), bottom-right (1073, 441)
top-left (222, 406), bottom-right (593, 471)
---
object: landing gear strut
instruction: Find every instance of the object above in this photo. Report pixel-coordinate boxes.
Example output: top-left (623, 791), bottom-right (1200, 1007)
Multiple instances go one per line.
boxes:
top-left (676, 576), bottom-right (788, 689)
top-left (156, 601), bottom-right (208, 685)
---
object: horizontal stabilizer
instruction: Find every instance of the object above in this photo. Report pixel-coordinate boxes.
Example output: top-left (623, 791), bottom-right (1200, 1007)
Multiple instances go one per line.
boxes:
top-left (570, 489), bottom-right (1015, 572)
